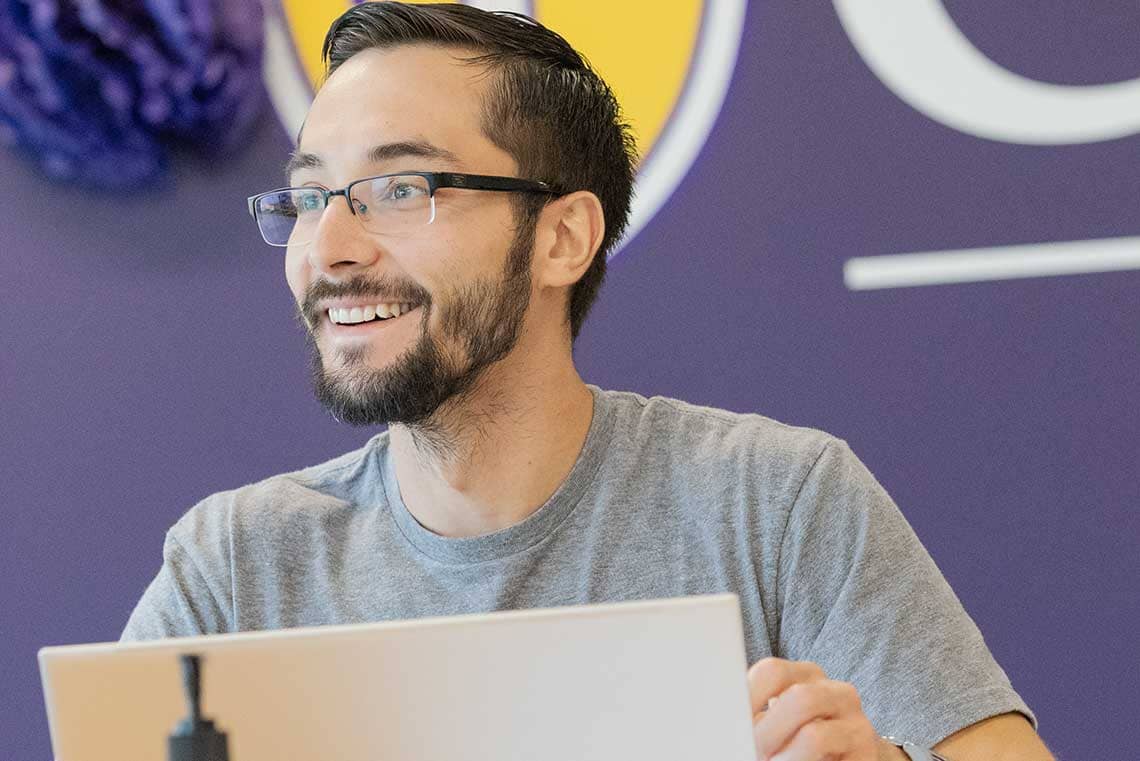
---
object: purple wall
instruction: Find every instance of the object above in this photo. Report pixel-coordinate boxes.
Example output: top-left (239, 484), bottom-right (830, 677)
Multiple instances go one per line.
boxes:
top-left (4, 4), bottom-right (1137, 759)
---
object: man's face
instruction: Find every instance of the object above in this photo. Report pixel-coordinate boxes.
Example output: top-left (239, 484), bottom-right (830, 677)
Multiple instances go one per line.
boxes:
top-left (285, 46), bottom-right (536, 426)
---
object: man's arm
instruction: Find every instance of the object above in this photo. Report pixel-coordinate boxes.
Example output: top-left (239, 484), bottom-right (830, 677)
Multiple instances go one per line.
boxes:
top-left (929, 712), bottom-right (1054, 761)
top-left (766, 439), bottom-right (1040, 749)
top-left (750, 659), bottom-right (1054, 761)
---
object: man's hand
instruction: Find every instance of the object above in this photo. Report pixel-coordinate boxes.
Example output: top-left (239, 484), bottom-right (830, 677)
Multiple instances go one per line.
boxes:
top-left (749, 657), bottom-right (887, 761)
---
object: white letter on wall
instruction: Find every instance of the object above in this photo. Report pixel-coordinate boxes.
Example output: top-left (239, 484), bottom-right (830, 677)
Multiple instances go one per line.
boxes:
top-left (834, 0), bottom-right (1140, 145)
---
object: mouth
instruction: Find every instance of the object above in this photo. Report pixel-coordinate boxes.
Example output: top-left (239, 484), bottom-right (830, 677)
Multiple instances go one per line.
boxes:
top-left (326, 301), bottom-right (419, 327)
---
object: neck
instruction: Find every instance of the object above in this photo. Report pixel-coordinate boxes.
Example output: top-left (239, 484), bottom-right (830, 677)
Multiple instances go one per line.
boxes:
top-left (389, 344), bottom-right (594, 539)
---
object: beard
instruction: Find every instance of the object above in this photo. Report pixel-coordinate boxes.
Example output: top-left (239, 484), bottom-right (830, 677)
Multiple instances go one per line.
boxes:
top-left (300, 222), bottom-right (535, 428)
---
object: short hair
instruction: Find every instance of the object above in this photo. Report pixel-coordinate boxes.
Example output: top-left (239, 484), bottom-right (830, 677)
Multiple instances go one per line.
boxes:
top-left (321, 2), bottom-right (637, 341)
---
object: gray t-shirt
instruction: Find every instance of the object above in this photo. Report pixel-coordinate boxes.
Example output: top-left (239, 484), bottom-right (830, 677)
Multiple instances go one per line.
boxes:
top-left (123, 386), bottom-right (1035, 747)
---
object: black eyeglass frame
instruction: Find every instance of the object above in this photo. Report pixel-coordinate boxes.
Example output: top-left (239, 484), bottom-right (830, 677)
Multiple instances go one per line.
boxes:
top-left (246, 171), bottom-right (562, 244)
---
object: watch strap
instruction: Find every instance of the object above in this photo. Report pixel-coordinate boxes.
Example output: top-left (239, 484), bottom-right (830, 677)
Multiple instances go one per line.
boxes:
top-left (882, 736), bottom-right (949, 761)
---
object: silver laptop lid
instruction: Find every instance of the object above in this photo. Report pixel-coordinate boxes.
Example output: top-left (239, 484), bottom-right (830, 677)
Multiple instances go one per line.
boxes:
top-left (40, 594), bottom-right (755, 761)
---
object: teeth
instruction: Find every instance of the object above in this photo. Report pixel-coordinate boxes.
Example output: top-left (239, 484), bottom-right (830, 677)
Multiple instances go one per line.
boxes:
top-left (327, 303), bottom-right (414, 324)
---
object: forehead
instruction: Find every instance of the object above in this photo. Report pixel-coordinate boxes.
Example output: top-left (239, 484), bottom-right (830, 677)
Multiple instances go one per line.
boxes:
top-left (297, 45), bottom-right (510, 176)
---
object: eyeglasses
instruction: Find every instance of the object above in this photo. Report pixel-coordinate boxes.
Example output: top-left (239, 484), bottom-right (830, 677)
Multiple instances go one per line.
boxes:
top-left (246, 171), bottom-right (560, 247)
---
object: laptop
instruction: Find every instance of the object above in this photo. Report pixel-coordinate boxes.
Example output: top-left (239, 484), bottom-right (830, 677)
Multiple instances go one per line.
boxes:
top-left (40, 594), bottom-right (756, 761)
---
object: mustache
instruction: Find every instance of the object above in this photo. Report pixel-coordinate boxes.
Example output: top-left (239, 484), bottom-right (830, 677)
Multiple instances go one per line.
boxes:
top-left (299, 274), bottom-right (431, 329)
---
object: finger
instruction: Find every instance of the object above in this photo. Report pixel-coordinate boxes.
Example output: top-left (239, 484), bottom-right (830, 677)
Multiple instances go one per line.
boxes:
top-left (747, 657), bottom-right (827, 715)
top-left (765, 717), bottom-right (854, 761)
top-left (753, 681), bottom-right (862, 759)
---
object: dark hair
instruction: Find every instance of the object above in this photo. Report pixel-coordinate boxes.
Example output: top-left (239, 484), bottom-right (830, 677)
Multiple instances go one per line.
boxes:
top-left (321, 2), bottom-right (637, 341)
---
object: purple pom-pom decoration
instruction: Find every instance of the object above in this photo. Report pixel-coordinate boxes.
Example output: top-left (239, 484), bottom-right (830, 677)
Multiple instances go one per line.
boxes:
top-left (0, 0), bottom-right (265, 189)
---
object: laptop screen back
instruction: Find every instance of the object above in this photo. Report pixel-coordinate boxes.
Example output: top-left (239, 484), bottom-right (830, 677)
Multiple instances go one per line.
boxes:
top-left (40, 595), bottom-right (756, 761)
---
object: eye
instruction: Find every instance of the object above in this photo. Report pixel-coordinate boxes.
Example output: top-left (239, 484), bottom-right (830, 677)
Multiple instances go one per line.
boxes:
top-left (357, 176), bottom-right (430, 215)
top-left (291, 188), bottom-right (325, 216)
top-left (392, 183), bottom-right (420, 199)
top-left (379, 179), bottom-right (428, 202)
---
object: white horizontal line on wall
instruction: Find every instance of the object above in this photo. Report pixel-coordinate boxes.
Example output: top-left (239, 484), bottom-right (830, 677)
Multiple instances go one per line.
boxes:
top-left (844, 235), bottom-right (1140, 290)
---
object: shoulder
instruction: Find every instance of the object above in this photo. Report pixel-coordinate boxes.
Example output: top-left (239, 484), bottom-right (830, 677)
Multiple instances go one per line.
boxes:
top-left (167, 432), bottom-right (390, 550)
top-left (596, 386), bottom-right (843, 488)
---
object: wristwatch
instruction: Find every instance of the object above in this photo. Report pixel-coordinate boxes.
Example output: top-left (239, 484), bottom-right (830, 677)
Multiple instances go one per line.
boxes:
top-left (882, 736), bottom-right (949, 761)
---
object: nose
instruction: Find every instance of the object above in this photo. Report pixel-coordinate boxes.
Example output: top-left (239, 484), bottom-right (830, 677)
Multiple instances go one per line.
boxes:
top-left (306, 192), bottom-right (383, 276)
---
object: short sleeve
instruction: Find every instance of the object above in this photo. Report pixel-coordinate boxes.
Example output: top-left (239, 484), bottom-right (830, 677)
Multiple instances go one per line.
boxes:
top-left (120, 502), bottom-right (234, 641)
top-left (774, 439), bottom-right (1036, 747)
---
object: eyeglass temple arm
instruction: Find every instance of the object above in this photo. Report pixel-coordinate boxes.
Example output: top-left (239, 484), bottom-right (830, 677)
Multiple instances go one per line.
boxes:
top-left (432, 173), bottom-right (559, 195)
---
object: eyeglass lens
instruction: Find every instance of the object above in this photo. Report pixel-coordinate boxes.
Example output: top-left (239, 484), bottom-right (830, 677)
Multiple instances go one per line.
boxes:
top-left (254, 175), bottom-right (437, 246)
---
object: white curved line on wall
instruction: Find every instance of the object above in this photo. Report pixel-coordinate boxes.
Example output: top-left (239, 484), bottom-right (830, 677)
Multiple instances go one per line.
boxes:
top-left (263, 9), bottom-right (312, 143)
top-left (621, 0), bottom-right (747, 257)
top-left (834, 0), bottom-right (1140, 145)
top-left (467, 1), bottom-right (532, 14)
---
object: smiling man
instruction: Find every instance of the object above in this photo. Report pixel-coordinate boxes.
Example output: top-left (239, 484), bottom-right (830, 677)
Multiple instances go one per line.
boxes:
top-left (122, 4), bottom-right (1054, 760)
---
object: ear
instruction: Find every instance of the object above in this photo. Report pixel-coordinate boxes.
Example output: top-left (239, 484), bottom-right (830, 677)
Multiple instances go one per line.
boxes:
top-left (532, 190), bottom-right (606, 291)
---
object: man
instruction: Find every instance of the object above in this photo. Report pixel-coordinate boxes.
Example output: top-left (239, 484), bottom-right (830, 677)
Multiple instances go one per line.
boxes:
top-left (123, 4), bottom-right (1054, 760)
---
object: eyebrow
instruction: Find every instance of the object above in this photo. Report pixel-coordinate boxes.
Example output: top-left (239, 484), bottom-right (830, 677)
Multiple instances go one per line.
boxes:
top-left (284, 140), bottom-right (462, 180)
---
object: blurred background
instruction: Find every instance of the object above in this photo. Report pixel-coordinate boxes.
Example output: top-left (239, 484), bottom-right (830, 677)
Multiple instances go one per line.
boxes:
top-left (3, 2), bottom-right (1138, 759)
